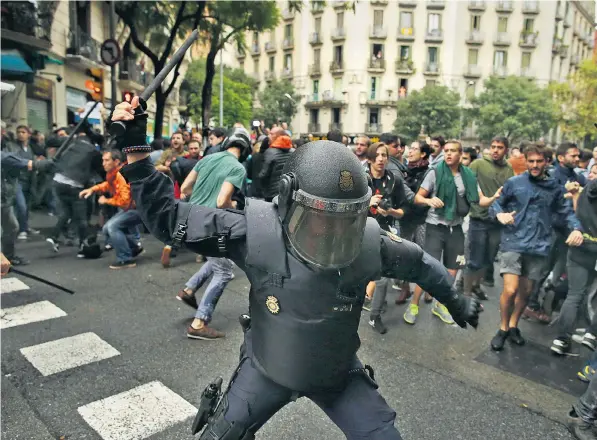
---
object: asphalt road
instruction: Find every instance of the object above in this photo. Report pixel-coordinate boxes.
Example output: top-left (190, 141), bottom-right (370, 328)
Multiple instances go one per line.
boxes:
top-left (0, 213), bottom-right (581, 440)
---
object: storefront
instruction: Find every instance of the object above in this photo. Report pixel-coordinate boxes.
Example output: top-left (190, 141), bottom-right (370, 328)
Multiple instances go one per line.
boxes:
top-left (26, 77), bottom-right (53, 133)
top-left (66, 86), bottom-right (88, 125)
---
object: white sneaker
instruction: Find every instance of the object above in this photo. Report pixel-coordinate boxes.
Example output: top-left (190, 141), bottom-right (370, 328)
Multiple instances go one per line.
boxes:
top-left (17, 232), bottom-right (27, 240)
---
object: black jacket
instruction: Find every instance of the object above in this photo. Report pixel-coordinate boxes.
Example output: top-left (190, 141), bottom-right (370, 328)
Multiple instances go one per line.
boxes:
top-left (55, 137), bottom-right (103, 186)
top-left (258, 147), bottom-right (292, 200)
top-left (246, 152), bottom-right (265, 198)
top-left (401, 163), bottom-right (430, 225)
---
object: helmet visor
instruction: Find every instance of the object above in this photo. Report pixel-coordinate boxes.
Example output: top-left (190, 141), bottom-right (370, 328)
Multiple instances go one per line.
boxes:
top-left (284, 189), bottom-right (371, 268)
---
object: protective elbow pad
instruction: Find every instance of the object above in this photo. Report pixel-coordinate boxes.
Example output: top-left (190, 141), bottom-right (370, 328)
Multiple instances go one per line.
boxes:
top-left (379, 234), bottom-right (424, 279)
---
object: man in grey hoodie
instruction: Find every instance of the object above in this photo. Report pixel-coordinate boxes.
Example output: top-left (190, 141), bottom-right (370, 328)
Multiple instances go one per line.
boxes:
top-left (429, 136), bottom-right (445, 168)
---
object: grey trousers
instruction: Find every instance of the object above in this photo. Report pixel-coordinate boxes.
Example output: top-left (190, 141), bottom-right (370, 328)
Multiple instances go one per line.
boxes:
top-left (557, 256), bottom-right (596, 340)
top-left (1, 204), bottom-right (19, 259)
top-left (370, 277), bottom-right (391, 318)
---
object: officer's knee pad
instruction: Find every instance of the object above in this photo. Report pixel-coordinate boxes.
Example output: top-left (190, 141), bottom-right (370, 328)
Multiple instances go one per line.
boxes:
top-left (198, 396), bottom-right (255, 440)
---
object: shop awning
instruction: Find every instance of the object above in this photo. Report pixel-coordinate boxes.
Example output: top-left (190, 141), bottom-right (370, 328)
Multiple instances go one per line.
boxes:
top-left (1, 50), bottom-right (34, 83)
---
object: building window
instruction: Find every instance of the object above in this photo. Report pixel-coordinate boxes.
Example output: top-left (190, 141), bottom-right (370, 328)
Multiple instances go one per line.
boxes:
top-left (399, 45), bottom-right (411, 60)
top-left (337, 11), bottom-right (344, 28)
top-left (428, 13), bottom-right (441, 33)
top-left (493, 50), bottom-right (507, 67)
top-left (269, 56), bottom-right (275, 71)
top-left (313, 80), bottom-right (319, 100)
top-left (468, 48), bottom-right (478, 65)
top-left (497, 16), bottom-right (508, 33)
top-left (471, 15), bottom-right (481, 31)
top-left (425, 80), bottom-right (437, 87)
top-left (334, 45), bottom-right (343, 64)
top-left (523, 18), bottom-right (534, 32)
top-left (333, 78), bottom-right (342, 97)
top-left (332, 108), bottom-right (341, 124)
top-left (370, 77), bottom-right (380, 100)
top-left (465, 82), bottom-right (476, 102)
top-left (400, 11), bottom-right (413, 29)
top-left (428, 46), bottom-right (439, 64)
top-left (372, 43), bottom-right (384, 59)
top-left (369, 108), bottom-right (379, 125)
top-left (398, 78), bottom-right (408, 98)
top-left (310, 109), bottom-right (319, 124)
top-left (314, 48), bottom-right (321, 64)
top-left (284, 54), bottom-right (292, 70)
top-left (373, 10), bottom-right (383, 26)
top-left (253, 32), bottom-right (259, 44)
top-left (521, 52), bottom-right (531, 69)
top-left (315, 17), bottom-right (322, 33)
top-left (284, 24), bottom-right (292, 40)
top-left (253, 59), bottom-right (259, 74)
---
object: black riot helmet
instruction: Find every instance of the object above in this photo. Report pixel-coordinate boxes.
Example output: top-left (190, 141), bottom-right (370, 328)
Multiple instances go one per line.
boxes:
top-left (277, 140), bottom-right (372, 269)
top-left (222, 127), bottom-right (251, 162)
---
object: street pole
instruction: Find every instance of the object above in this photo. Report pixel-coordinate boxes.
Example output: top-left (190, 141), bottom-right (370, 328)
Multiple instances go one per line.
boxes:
top-left (219, 49), bottom-right (224, 127)
top-left (109, 1), bottom-right (117, 107)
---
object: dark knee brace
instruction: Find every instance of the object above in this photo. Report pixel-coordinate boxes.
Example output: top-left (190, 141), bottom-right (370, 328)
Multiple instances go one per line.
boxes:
top-left (198, 395), bottom-right (255, 440)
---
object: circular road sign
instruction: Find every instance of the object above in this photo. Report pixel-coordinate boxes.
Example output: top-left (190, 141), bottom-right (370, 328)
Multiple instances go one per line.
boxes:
top-left (100, 39), bottom-right (121, 66)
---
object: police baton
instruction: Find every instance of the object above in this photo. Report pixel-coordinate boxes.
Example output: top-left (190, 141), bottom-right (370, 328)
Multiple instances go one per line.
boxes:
top-left (109, 28), bottom-right (200, 138)
top-left (9, 268), bottom-right (75, 295)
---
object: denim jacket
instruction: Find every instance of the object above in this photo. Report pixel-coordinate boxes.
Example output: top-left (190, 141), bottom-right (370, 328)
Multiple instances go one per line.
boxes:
top-left (489, 172), bottom-right (580, 256)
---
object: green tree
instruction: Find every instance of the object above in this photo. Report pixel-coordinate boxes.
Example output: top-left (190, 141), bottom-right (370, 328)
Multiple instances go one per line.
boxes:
top-left (394, 85), bottom-right (461, 140)
top-left (254, 79), bottom-right (299, 128)
top-left (185, 59), bottom-right (256, 128)
top-left (115, 1), bottom-right (206, 138)
top-left (550, 60), bottom-right (597, 144)
top-left (467, 76), bottom-right (556, 143)
top-left (198, 1), bottom-right (279, 128)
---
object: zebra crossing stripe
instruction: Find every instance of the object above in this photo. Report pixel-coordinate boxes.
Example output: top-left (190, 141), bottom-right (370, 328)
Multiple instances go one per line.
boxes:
top-left (0, 301), bottom-right (67, 329)
top-left (20, 332), bottom-right (120, 376)
top-left (78, 381), bottom-right (197, 440)
top-left (1, 277), bottom-right (30, 294)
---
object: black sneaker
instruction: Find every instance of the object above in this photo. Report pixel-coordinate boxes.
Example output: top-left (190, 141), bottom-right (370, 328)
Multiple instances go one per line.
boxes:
top-left (109, 260), bottom-right (137, 269)
top-left (368, 315), bottom-right (388, 334)
top-left (9, 256), bottom-right (29, 266)
top-left (491, 330), bottom-right (509, 351)
top-left (508, 327), bottom-right (526, 346)
top-left (567, 409), bottom-right (597, 440)
top-left (46, 237), bottom-right (59, 253)
top-left (132, 245), bottom-right (145, 258)
top-left (472, 285), bottom-right (489, 301)
top-left (551, 338), bottom-right (571, 355)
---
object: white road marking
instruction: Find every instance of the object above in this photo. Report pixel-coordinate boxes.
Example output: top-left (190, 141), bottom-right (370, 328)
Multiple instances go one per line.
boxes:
top-left (78, 381), bottom-right (197, 440)
top-left (1, 277), bottom-right (30, 294)
top-left (0, 301), bottom-right (66, 329)
top-left (20, 332), bottom-right (120, 376)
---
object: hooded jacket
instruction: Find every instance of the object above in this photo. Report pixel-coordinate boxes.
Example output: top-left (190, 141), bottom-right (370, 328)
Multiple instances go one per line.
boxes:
top-left (259, 135), bottom-right (293, 199)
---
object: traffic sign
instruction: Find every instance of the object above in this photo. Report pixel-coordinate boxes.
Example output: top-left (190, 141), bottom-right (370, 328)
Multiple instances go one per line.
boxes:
top-left (100, 39), bottom-right (121, 67)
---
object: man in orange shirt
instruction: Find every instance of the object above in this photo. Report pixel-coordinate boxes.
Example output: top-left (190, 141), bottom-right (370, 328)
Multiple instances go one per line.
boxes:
top-left (79, 150), bottom-right (143, 269)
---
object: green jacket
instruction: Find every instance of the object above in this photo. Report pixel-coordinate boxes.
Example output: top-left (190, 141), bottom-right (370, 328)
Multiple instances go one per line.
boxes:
top-left (469, 157), bottom-right (514, 221)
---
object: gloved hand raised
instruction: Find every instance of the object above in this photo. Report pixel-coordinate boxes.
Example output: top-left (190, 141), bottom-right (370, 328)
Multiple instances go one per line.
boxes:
top-left (445, 294), bottom-right (482, 329)
top-left (108, 96), bottom-right (148, 155)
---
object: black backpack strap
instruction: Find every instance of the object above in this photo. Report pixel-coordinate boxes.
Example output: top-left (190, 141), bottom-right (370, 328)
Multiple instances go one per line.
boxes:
top-left (172, 202), bottom-right (193, 250)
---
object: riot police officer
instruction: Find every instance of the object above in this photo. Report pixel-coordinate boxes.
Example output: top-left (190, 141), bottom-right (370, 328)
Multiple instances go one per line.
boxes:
top-left (111, 98), bottom-right (481, 440)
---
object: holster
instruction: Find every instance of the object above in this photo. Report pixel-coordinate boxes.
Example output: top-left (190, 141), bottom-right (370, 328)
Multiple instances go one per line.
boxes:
top-left (191, 377), bottom-right (223, 435)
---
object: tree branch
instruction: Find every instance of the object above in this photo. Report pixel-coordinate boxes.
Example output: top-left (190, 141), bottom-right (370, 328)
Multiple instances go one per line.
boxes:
top-left (164, 57), bottom-right (185, 97)
top-left (160, 2), bottom-right (188, 65)
top-left (118, 5), bottom-right (159, 67)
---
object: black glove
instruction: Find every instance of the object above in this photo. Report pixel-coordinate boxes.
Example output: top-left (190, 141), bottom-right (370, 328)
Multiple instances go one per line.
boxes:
top-left (445, 294), bottom-right (481, 329)
top-left (107, 98), bottom-right (149, 152)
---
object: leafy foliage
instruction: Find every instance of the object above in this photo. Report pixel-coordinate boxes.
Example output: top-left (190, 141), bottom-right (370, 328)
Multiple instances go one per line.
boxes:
top-left (467, 76), bottom-right (556, 143)
top-left (185, 59), bottom-right (256, 128)
top-left (253, 79), bottom-right (300, 127)
top-left (549, 60), bottom-right (597, 142)
top-left (394, 85), bottom-right (461, 140)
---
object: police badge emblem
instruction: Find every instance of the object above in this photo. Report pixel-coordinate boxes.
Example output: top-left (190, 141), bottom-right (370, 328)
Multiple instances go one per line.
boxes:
top-left (339, 171), bottom-right (354, 192)
top-left (386, 231), bottom-right (402, 243)
top-left (265, 296), bottom-right (280, 314)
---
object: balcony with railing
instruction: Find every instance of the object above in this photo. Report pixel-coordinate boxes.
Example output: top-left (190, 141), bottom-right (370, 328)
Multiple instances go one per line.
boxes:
top-left (311, 3), bottom-right (324, 14)
top-left (468, 1), bottom-right (486, 11)
top-left (559, 44), bottom-right (569, 58)
top-left (308, 123), bottom-right (321, 133)
top-left (519, 67), bottom-right (534, 78)
top-left (309, 32), bottom-right (323, 45)
top-left (563, 14), bottom-right (571, 28)
top-left (399, 0), bottom-right (418, 7)
top-left (463, 64), bottom-right (482, 78)
top-left (368, 58), bottom-right (386, 72)
top-left (309, 64), bottom-right (322, 77)
top-left (119, 58), bottom-right (144, 90)
top-left (493, 32), bottom-right (511, 46)
top-left (495, 1), bottom-right (513, 12)
top-left (370, 26), bottom-right (387, 39)
top-left (330, 60), bottom-right (345, 75)
top-left (281, 68), bottom-right (293, 80)
top-left (395, 59), bottom-right (415, 74)
top-left (426, 0), bottom-right (445, 10)
top-left (322, 92), bottom-right (345, 106)
top-left (519, 31), bottom-right (538, 48)
top-left (282, 8), bottom-right (295, 20)
top-left (1, 1), bottom-right (52, 51)
top-left (264, 41), bottom-right (277, 53)
top-left (331, 0), bottom-right (348, 9)
top-left (522, 1), bottom-right (539, 14)
top-left (236, 48), bottom-right (246, 59)
top-left (555, 7), bottom-right (563, 21)
top-left (283, 38), bottom-right (294, 50)
top-left (466, 30), bottom-right (484, 45)
top-left (67, 28), bottom-right (102, 66)
top-left (250, 43), bottom-right (260, 56)
top-left (492, 66), bottom-right (508, 77)
top-left (397, 27), bottom-right (415, 41)
top-left (264, 71), bottom-right (276, 82)
top-left (552, 39), bottom-right (562, 54)
top-left (570, 55), bottom-right (581, 66)
top-left (425, 29), bottom-right (443, 43)
top-left (329, 122), bottom-right (343, 132)
top-left (371, 0), bottom-right (389, 5)
top-left (424, 63), bottom-right (440, 75)
top-left (331, 28), bottom-right (346, 41)
top-left (365, 123), bottom-right (383, 134)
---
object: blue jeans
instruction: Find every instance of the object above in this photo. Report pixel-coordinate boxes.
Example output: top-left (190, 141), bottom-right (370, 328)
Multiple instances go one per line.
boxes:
top-left (14, 182), bottom-right (29, 233)
top-left (102, 210), bottom-right (142, 263)
top-left (185, 257), bottom-right (234, 324)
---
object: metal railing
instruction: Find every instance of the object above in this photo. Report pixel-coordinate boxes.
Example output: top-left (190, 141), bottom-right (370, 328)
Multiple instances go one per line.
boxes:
top-left (265, 41), bottom-right (277, 53)
top-left (495, 1), bottom-right (513, 12)
top-left (468, 1), bottom-right (486, 11)
top-left (466, 30), bottom-right (484, 44)
top-left (282, 38), bottom-right (294, 49)
top-left (308, 123), bottom-right (321, 132)
top-left (426, 0), bottom-right (445, 9)
top-left (519, 32), bottom-right (538, 47)
top-left (368, 58), bottom-right (386, 70)
top-left (370, 26), bottom-right (387, 39)
top-left (309, 32), bottom-right (322, 45)
top-left (331, 28), bottom-right (346, 40)
top-left (425, 63), bottom-right (440, 74)
top-left (522, 1), bottom-right (539, 14)
top-left (425, 29), bottom-right (443, 41)
top-left (519, 67), bottom-right (534, 78)
top-left (264, 71), bottom-right (276, 81)
top-left (68, 28), bottom-right (101, 63)
top-left (329, 123), bottom-right (343, 132)
top-left (464, 65), bottom-right (482, 77)
top-left (119, 58), bottom-right (142, 83)
top-left (330, 61), bottom-right (344, 72)
top-left (0, 1), bottom-right (52, 41)
top-left (365, 123), bottom-right (383, 133)
top-left (492, 66), bottom-right (508, 76)
top-left (395, 59), bottom-right (415, 73)
top-left (309, 64), bottom-right (321, 76)
top-left (494, 32), bottom-right (511, 45)
top-left (250, 44), bottom-right (260, 55)
top-left (397, 27), bottom-right (415, 40)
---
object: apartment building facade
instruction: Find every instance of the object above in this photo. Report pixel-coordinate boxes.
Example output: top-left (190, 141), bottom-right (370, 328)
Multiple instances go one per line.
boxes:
top-left (232, 0), bottom-right (596, 139)
top-left (1, 1), bottom-right (187, 140)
